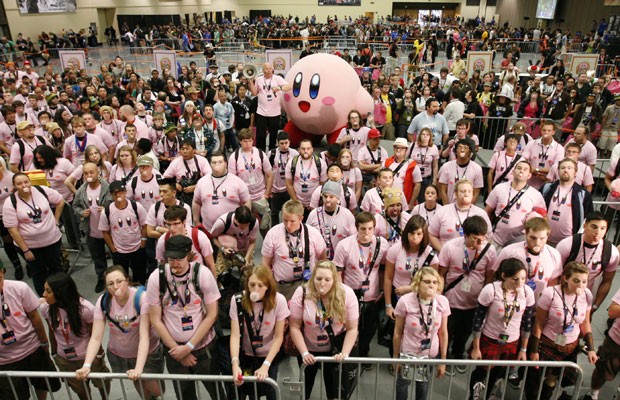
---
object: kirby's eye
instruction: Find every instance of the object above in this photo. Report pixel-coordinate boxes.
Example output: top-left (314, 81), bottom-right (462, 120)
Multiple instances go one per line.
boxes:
top-left (293, 73), bottom-right (303, 97)
top-left (309, 74), bottom-right (320, 99)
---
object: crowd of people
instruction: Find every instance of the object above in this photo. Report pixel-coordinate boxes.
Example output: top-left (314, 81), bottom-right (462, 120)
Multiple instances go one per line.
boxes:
top-left (1, 13), bottom-right (620, 400)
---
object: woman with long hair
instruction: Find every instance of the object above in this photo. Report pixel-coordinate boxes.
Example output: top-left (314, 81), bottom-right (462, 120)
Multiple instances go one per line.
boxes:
top-left (289, 260), bottom-right (359, 400)
top-left (230, 265), bottom-right (289, 400)
top-left (178, 100), bottom-right (201, 133)
top-left (338, 148), bottom-right (362, 202)
top-left (410, 184), bottom-right (442, 226)
top-left (469, 258), bottom-right (535, 399)
top-left (64, 145), bottom-right (112, 194)
top-left (53, 108), bottom-right (72, 138)
top-left (75, 265), bottom-right (163, 398)
top-left (97, 105), bottom-right (122, 142)
top-left (41, 272), bottom-right (110, 399)
top-left (525, 262), bottom-right (597, 399)
top-left (393, 267), bottom-right (449, 400)
top-left (109, 145), bottom-right (138, 183)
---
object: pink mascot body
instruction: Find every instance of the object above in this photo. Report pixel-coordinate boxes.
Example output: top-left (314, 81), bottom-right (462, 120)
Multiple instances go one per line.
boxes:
top-left (281, 53), bottom-right (374, 147)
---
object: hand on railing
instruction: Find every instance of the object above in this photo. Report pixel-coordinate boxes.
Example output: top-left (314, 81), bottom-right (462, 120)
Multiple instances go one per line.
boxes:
top-left (75, 366), bottom-right (91, 381)
top-left (436, 364), bottom-right (446, 378)
top-left (302, 351), bottom-right (316, 365)
top-left (126, 368), bottom-right (143, 381)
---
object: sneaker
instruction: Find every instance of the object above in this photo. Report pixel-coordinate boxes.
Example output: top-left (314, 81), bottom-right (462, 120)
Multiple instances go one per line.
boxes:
top-left (95, 279), bottom-right (105, 293)
top-left (14, 266), bottom-right (23, 281)
top-left (472, 382), bottom-right (485, 400)
top-left (490, 378), bottom-right (504, 400)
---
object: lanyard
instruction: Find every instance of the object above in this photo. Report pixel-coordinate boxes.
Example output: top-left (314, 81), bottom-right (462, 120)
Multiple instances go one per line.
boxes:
top-left (417, 295), bottom-right (436, 337)
top-left (211, 174), bottom-right (228, 197)
top-left (286, 229), bottom-right (302, 263)
top-left (0, 291), bottom-right (10, 331)
top-left (75, 134), bottom-right (88, 153)
top-left (559, 286), bottom-right (579, 332)
top-left (299, 159), bottom-right (311, 181)
top-left (167, 277), bottom-right (192, 312)
top-left (501, 285), bottom-right (520, 329)
top-left (455, 163), bottom-right (469, 181)
top-left (554, 186), bottom-right (572, 206)
top-left (454, 204), bottom-right (470, 232)
top-left (525, 245), bottom-right (544, 280)
top-left (165, 137), bottom-right (178, 155)
top-left (582, 242), bottom-right (601, 270)
top-left (358, 241), bottom-right (375, 276)
top-left (462, 247), bottom-right (479, 273)
top-left (19, 195), bottom-right (41, 220)
top-left (316, 299), bottom-right (330, 332)
top-left (418, 146), bottom-right (429, 165)
top-left (242, 152), bottom-right (256, 171)
top-left (423, 205), bottom-right (436, 225)
top-left (59, 316), bottom-right (71, 344)
top-left (317, 207), bottom-right (337, 259)
top-left (278, 151), bottom-right (289, 170)
top-left (538, 141), bottom-right (552, 161)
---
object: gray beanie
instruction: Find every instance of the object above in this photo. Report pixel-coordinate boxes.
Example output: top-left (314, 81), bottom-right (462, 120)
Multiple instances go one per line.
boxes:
top-left (321, 181), bottom-right (342, 197)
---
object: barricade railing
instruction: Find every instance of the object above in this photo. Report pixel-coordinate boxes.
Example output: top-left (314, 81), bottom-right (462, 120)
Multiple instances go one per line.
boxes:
top-left (0, 371), bottom-right (280, 400)
top-left (284, 357), bottom-right (583, 400)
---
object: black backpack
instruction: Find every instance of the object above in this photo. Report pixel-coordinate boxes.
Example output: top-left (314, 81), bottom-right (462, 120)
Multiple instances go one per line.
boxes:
top-left (566, 233), bottom-right (613, 272)
top-left (17, 136), bottom-right (46, 171)
top-left (100, 286), bottom-right (145, 333)
top-left (290, 154), bottom-right (322, 177)
top-left (9, 185), bottom-right (48, 209)
top-left (104, 200), bottom-right (141, 224)
top-left (158, 262), bottom-right (205, 312)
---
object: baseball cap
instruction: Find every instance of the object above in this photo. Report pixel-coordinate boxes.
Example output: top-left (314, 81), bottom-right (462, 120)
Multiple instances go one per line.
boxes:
top-left (16, 120), bottom-right (33, 130)
top-left (393, 138), bottom-right (408, 148)
top-left (136, 155), bottom-right (154, 167)
top-left (368, 128), bottom-right (381, 139)
top-left (165, 235), bottom-right (193, 259)
top-left (108, 181), bottom-right (126, 193)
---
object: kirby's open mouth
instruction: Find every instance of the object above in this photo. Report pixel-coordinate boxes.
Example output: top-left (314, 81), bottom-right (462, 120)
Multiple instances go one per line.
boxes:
top-left (298, 101), bottom-right (311, 112)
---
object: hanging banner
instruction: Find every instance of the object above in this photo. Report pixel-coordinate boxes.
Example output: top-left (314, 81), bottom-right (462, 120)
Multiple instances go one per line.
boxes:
top-left (153, 50), bottom-right (178, 79)
top-left (59, 50), bottom-right (86, 71)
top-left (266, 50), bottom-right (293, 76)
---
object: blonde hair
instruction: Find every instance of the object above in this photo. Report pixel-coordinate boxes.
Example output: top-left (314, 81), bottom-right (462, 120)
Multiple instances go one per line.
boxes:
top-left (454, 178), bottom-right (473, 192)
top-left (117, 145), bottom-right (137, 165)
top-left (411, 267), bottom-right (444, 293)
top-left (306, 261), bottom-right (347, 323)
top-left (282, 199), bottom-right (304, 217)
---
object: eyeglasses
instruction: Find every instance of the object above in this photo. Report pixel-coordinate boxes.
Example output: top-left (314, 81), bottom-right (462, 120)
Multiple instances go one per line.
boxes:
top-left (106, 278), bottom-right (126, 288)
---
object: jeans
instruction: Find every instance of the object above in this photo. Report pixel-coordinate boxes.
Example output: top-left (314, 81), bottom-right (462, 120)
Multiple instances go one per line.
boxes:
top-left (447, 308), bottom-right (476, 359)
top-left (255, 114), bottom-right (280, 151)
top-left (224, 127), bottom-right (239, 151)
top-left (270, 191), bottom-right (290, 226)
top-left (358, 301), bottom-right (380, 357)
top-left (23, 239), bottom-right (63, 295)
top-left (111, 248), bottom-right (147, 285)
top-left (164, 340), bottom-right (222, 400)
top-left (86, 236), bottom-right (108, 278)
top-left (396, 367), bottom-right (432, 400)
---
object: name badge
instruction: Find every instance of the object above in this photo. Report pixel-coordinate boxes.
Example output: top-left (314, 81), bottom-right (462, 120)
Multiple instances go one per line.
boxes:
top-left (2, 330), bottom-right (16, 345)
top-left (181, 315), bottom-right (194, 331)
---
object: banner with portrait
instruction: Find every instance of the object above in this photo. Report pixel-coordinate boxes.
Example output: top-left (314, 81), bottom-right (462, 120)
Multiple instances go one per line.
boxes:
top-left (466, 51), bottom-right (493, 77)
top-left (266, 50), bottom-right (293, 76)
top-left (154, 50), bottom-right (178, 79)
top-left (569, 55), bottom-right (598, 76)
top-left (17, 0), bottom-right (76, 14)
top-left (318, 0), bottom-right (361, 5)
top-left (58, 50), bottom-right (86, 71)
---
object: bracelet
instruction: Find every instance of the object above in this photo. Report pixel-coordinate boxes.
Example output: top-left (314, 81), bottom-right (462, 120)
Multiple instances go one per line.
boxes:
top-left (263, 360), bottom-right (271, 367)
top-left (22, 248), bottom-right (30, 253)
top-left (83, 363), bottom-right (92, 368)
top-left (302, 351), bottom-right (310, 358)
top-left (231, 357), bottom-right (240, 364)
top-left (186, 341), bottom-right (195, 350)
top-left (520, 348), bottom-right (527, 353)
top-left (40, 342), bottom-right (49, 347)
top-left (141, 237), bottom-right (148, 242)
top-left (385, 304), bottom-right (393, 309)
top-left (593, 304), bottom-right (599, 311)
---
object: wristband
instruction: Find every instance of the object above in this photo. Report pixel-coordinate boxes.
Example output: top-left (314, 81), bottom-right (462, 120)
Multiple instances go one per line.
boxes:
top-left (263, 360), bottom-right (271, 367)
top-left (231, 357), bottom-right (240, 364)
top-left (22, 248), bottom-right (30, 253)
top-left (40, 342), bottom-right (49, 347)
top-left (385, 304), bottom-right (393, 309)
top-left (141, 237), bottom-right (148, 242)
top-left (302, 351), bottom-right (310, 358)
top-left (186, 341), bottom-right (195, 350)
top-left (83, 363), bottom-right (92, 368)
top-left (593, 304), bottom-right (599, 311)
top-left (520, 348), bottom-right (527, 353)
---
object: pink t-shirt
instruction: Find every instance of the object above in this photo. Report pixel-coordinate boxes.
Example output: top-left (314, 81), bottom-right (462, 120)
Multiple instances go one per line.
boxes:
top-left (86, 185), bottom-right (104, 239)
top-left (97, 201), bottom-right (147, 253)
top-left (306, 206), bottom-right (357, 260)
top-left (488, 151), bottom-right (519, 184)
top-left (342, 167), bottom-right (362, 192)
top-left (410, 203), bottom-right (443, 227)
top-left (210, 212), bottom-right (259, 253)
top-left (97, 119), bottom-right (123, 140)
top-left (357, 145), bottom-right (388, 167)
top-left (387, 242), bottom-right (438, 288)
top-left (288, 284), bottom-right (359, 352)
top-left (383, 158), bottom-right (423, 192)
top-left (255, 75), bottom-right (288, 117)
top-left (193, 173), bottom-right (251, 230)
top-left (155, 229), bottom-right (213, 264)
top-left (9, 136), bottom-right (49, 171)
top-left (114, 140), bottom-right (136, 159)
top-left (2, 186), bottom-right (63, 248)
top-left (40, 298), bottom-right (94, 361)
top-left (556, 236), bottom-right (620, 292)
top-left (261, 223), bottom-right (326, 282)
top-left (163, 155), bottom-right (211, 182)
top-left (605, 161), bottom-right (620, 210)
top-left (606, 289), bottom-right (620, 345)
top-left (0, 170), bottom-right (14, 217)
top-left (336, 126), bottom-right (370, 160)
top-left (70, 161), bottom-right (113, 183)
top-left (565, 139), bottom-right (597, 167)
top-left (229, 293), bottom-right (290, 357)
top-left (394, 293), bottom-right (450, 357)
top-left (0, 280), bottom-right (41, 364)
top-left (546, 185), bottom-right (576, 245)
top-left (478, 281), bottom-right (535, 343)
top-left (45, 157), bottom-right (76, 202)
top-left (375, 212), bottom-right (412, 248)
top-left (523, 139), bottom-right (565, 190)
top-left (121, 118), bottom-right (150, 141)
top-left (428, 203), bottom-right (492, 245)
top-left (485, 183), bottom-right (546, 247)
top-left (492, 242), bottom-right (563, 300)
top-left (537, 285), bottom-right (592, 344)
top-left (0, 122), bottom-right (17, 148)
top-left (145, 200), bottom-right (192, 231)
top-left (547, 161), bottom-right (594, 188)
top-left (93, 286), bottom-right (159, 359)
top-left (360, 187), bottom-right (408, 215)
top-left (63, 134), bottom-right (108, 167)
top-left (90, 126), bottom-right (117, 148)
top-left (145, 263), bottom-right (220, 348)
top-left (127, 173), bottom-right (163, 213)
top-left (228, 148), bottom-right (273, 201)
top-left (437, 160), bottom-right (484, 203)
top-left (109, 164), bottom-right (138, 183)
top-left (438, 237), bottom-right (497, 310)
top-left (333, 235), bottom-right (389, 302)
top-left (285, 156), bottom-right (328, 208)
top-left (267, 148), bottom-right (298, 194)
top-left (309, 183), bottom-right (357, 211)
top-left (408, 144), bottom-right (439, 178)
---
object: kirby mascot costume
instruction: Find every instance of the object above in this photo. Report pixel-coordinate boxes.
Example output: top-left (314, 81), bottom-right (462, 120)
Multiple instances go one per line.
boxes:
top-left (281, 53), bottom-right (374, 147)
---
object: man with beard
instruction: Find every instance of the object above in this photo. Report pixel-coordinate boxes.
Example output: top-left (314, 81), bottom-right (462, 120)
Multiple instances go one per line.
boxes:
top-left (542, 158), bottom-right (593, 246)
top-left (485, 160), bottom-right (546, 248)
top-left (285, 139), bottom-right (327, 218)
top-left (406, 97), bottom-right (449, 146)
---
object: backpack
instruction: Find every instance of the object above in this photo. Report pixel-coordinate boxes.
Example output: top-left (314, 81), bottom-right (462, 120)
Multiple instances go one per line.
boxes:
top-left (104, 200), bottom-right (140, 225)
top-left (158, 262), bottom-right (205, 313)
top-left (17, 135), bottom-right (45, 171)
top-left (290, 154), bottom-right (322, 177)
top-left (100, 286), bottom-right (145, 333)
top-left (130, 174), bottom-right (162, 194)
top-left (164, 226), bottom-right (213, 251)
top-left (318, 182), bottom-right (351, 209)
top-left (222, 211), bottom-right (256, 234)
top-left (9, 185), bottom-right (48, 209)
top-left (566, 233), bottom-right (613, 272)
top-left (233, 148), bottom-right (265, 172)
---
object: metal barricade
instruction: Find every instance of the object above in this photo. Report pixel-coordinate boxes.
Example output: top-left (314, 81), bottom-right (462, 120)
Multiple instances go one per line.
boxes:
top-left (284, 357), bottom-right (583, 400)
top-left (0, 371), bottom-right (280, 400)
